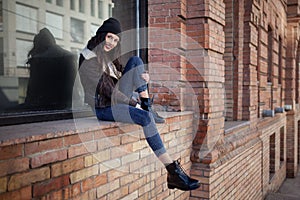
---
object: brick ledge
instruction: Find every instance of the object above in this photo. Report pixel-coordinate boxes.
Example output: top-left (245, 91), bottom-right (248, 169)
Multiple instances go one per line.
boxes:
top-left (0, 111), bottom-right (193, 146)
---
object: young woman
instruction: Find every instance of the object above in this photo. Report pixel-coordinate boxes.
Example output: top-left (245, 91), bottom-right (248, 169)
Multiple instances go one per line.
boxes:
top-left (79, 17), bottom-right (200, 191)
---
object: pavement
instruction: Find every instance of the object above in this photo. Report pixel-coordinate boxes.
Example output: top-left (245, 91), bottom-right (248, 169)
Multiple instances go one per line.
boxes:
top-left (265, 170), bottom-right (300, 200)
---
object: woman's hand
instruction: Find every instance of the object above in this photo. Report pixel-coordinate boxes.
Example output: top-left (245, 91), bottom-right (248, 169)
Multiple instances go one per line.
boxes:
top-left (141, 71), bottom-right (150, 83)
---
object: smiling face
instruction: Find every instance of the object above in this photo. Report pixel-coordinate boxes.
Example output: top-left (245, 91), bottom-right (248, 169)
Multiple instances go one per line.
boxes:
top-left (103, 32), bottom-right (120, 52)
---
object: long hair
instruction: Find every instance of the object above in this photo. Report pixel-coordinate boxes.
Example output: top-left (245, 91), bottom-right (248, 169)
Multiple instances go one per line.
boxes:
top-left (80, 32), bottom-right (123, 106)
top-left (79, 32), bottom-right (123, 72)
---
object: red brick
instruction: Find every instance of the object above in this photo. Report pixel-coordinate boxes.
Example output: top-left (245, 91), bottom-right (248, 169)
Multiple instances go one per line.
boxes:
top-left (25, 138), bottom-right (63, 155)
top-left (81, 177), bottom-right (94, 193)
top-left (102, 127), bottom-right (120, 136)
top-left (31, 149), bottom-right (67, 168)
top-left (40, 189), bottom-right (64, 200)
top-left (0, 157), bottom-right (29, 176)
top-left (64, 133), bottom-right (93, 146)
top-left (33, 175), bottom-right (70, 197)
top-left (94, 173), bottom-right (108, 187)
top-left (0, 144), bottom-right (23, 160)
top-left (51, 156), bottom-right (84, 177)
top-left (68, 142), bottom-right (97, 158)
top-left (0, 186), bottom-right (31, 200)
top-left (0, 177), bottom-right (7, 193)
top-left (70, 165), bottom-right (98, 183)
top-left (8, 167), bottom-right (50, 191)
top-left (62, 183), bottom-right (81, 199)
top-left (81, 173), bottom-right (107, 192)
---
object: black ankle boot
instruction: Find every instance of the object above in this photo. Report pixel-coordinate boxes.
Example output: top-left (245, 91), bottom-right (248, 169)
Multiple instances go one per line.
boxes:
top-left (140, 97), bottom-right (165, 123)
top-left (166, 160), bottom-right (200, 191)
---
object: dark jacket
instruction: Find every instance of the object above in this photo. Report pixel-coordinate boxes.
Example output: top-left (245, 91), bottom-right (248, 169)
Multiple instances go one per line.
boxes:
top-left (79, 56), bottom-right (136, 109)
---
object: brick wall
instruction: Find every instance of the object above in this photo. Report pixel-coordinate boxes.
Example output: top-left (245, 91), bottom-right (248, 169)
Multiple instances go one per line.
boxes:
top-left (149, 0), bottom-right (297, 199)
top-left (0, 112), bottom-right (195, 200)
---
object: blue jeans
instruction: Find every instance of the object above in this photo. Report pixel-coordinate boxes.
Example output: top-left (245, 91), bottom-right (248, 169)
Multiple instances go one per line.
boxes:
top-left (119, 56), bottom-right (148, 97)
top-left (95, 56), bottom-right (166, 157)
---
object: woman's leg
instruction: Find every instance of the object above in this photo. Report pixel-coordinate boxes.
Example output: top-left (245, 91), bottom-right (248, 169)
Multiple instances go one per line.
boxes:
top-left (96, 104), bottom-right (200, 191)
top-left (96, 104), bottom-right (172, 164)
top-left (118, 56), bottom-right (165, 123)
top-left (118, 56), bottom-right (147, 98)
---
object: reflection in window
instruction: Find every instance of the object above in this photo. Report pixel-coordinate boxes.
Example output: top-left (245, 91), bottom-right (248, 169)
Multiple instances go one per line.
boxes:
top-left (79, 0), bottom-right (84, 13)
top-left (56, 0), bottom-right (63, 7)
top-left (109, 4), bottom-right (112, 17)
top-left (0, 0), bottom-right (137, 125)
top-left (16, 4), bottom-right (38, 34)
top-left (0, 1), bottom-right (2, 25)
top-left (70, 18), bottom-right (84, 43)
top-left (98, 0), bottom-right (103, 19)
top-left (0, 38), bottom-right (3, 75)
top-left (16, 39), bottom-right (32, 67)
top-left (70, 0), bottom-right (75, 10)
top-left (91, 24), bottom-right (99, 36)
top-left (21, 28), bottom-right (77, 111)
top-left (46, 12), bottom-right (63, 39)
top-left (91, 0), bottom-right (95, 16)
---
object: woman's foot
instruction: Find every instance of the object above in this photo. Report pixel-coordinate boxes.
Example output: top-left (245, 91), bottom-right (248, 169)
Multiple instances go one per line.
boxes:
top-left (140, 97), bottom-right (165, 123)
top-left (166, 159), bottom-right (200, 191)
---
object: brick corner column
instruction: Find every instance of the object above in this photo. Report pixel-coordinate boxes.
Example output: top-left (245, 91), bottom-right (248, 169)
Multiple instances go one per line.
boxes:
top-left (185, 0), bottom-right (226, 199)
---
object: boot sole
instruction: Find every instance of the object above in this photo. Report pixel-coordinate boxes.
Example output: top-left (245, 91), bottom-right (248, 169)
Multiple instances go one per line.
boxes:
top-left (167, 183), bottom-right (200, 191)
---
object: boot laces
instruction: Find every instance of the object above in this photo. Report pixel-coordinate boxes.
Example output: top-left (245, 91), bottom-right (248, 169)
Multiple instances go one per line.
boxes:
top-left (175, 159), bottom-right (188, 175)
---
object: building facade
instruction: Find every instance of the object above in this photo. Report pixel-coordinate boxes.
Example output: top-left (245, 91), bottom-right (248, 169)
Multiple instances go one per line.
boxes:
top-left (148, 0), bottom-right (300, 198)
top-left (0, 0), bottom-right (299, 199)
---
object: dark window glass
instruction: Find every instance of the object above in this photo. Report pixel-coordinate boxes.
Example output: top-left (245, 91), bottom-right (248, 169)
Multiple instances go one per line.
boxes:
top-left (91, 0), bottom-right (95, 16)
top-left (98, 0), bottom-right (103, 19)
top-left (79, 0), bottom-right (85, 13)
top-left (0, 0), bottom-right (143, 126)
top-left (70, 0), bottom-right (75, 10)
top-left (56, 0), bottom-right (63, 7)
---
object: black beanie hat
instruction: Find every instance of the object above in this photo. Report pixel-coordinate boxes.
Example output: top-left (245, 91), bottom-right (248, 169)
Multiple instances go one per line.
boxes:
top-left (96, 18), bottom-right (122, 36)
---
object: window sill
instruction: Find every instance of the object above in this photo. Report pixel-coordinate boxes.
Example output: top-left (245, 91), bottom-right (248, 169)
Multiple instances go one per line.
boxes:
top-left (0, 111), bottom-right (192, 146)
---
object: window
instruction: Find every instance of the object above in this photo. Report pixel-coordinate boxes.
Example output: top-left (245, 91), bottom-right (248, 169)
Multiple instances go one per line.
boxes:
top-left (56, 0), bottom-right (63, 7)
top-left (16, 39), bottom-right (32, 67)
top-left (79, 0), bottom-right (84, 13)
top-left (98, 0), bottom-right (104, 19)
top-left (0, 0), bottom-right (141, 126)
top-left (280, 127), bottom-right (285, 165)
top-left (296, 42), bottom-right (300, 103)
top-left (0, 1), bottom-right (2, 25)
top-left (268, 26), bottom-right (273, 83)
top-left (91, 0), bottom-right (95, 16)
top-left (109, 4), bottom-right (112, 17)
top-left (91, 23), bottom-right (99, 36)
top-left (269, 133), bottom-right (276, 181)
top-left (46, 12), bottom-right (63, 39)
top-left (70, 0), bottom-right (75, 10)
top-left (16, 4), bottom-right (38, 34)
top-left (70, 18), bottom-right (84, 43)
top-left (278, 37), bottom-right (282, 85)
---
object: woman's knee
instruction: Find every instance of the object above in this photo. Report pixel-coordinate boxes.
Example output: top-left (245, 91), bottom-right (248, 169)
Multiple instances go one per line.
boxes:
top-left (129, 56), bottom-right (143, 66)
top-left (128, 107), bottom-right (151, 126)
top-left (141, 114), bottom-right (151, 126)
top-left (125, 56), bottom-right (144, 72)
